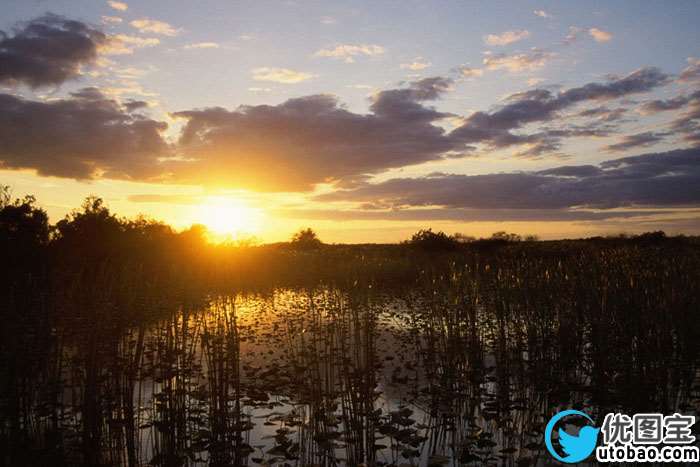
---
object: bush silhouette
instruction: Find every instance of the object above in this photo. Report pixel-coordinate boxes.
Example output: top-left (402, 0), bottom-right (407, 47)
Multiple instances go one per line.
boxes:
top-left (290, 228), bottom-right (323, 250)
top-left (408, 229), bottom-right (459, 250)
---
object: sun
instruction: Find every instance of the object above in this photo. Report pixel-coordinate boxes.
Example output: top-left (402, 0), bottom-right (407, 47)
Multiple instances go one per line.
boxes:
top-left (198, 196), bottom-right (263, 239)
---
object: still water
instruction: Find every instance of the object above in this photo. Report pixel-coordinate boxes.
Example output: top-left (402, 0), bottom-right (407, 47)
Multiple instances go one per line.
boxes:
top-left (8, 285), bottom-right (699, 466)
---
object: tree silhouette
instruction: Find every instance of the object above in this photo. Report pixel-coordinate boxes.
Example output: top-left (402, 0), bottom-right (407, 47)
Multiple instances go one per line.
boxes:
top-left (408, 229), bottom-right (459, 250)
top-left (290, 228), bottom-right (322, 250)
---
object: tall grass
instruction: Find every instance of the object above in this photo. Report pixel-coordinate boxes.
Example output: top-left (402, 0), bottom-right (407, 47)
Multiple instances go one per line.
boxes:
top-left (1, 195), bottom-right (699, 466)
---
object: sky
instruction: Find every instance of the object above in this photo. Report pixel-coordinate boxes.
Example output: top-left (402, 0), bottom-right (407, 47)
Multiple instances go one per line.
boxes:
top-left (1, 0), bottom-right (699, 243)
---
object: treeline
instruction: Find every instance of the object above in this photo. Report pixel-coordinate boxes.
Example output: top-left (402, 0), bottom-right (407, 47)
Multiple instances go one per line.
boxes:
top-left (1, 190), bottom-right (695, 323)
top-left (0, 191), bottom-right (695, 295)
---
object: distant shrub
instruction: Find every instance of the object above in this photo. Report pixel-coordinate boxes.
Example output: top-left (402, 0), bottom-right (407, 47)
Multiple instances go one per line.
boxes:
top-left (408, 229), bottom-right (459, 251)
top-left (489, 231), bottom-right (522, 242)
top-left (632, 231), bottom-right (667, 243)
top-left (290, 228), bottom-right (323, 250)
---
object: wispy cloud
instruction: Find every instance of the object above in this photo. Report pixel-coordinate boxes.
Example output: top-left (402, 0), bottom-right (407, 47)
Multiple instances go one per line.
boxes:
top-left (450, 67), bottom-right (670, 156)
top-left (400, 58), bottom-right (431, 71)
top-left (563, 26), bottom-right (583, 45)
top-left (107, 1), bottom-right (128, 11)
top-left (534, 9), bottom-right (552, 19)
top-left (455, 65), bottom-right (484, 78)
top-left (320, 16), bottom-right (336, 25)
top-left (484, 30), bottom-right (530, 46)
top-left (251, 67), bottom-right (315, 83)
top-left (483, 49), bottom-right (555, 72)
top-left (679, 57), bottom-right (700, 83)
top-left (314, 44), bottom-right (385, 63)
top-left (184, 42), bottom-right (219, 50)
top-left (101, 34), bottom-right (160, 55)
top-left (589, 27), bottom-right (613, 43)
top-left (130, 18), bottom-right (180, 36)
top-left (604, 131), bottom-right (666, 152)
top-left (101, 16), bottom-right (123, 25)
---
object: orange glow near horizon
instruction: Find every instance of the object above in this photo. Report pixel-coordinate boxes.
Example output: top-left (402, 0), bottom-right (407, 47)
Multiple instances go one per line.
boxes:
top-left (195, 196), bottom-right (264, 241)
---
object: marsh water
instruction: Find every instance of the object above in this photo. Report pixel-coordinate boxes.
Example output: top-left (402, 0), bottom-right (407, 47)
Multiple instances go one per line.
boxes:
top-left (4, 270), bottom-right (700, 467)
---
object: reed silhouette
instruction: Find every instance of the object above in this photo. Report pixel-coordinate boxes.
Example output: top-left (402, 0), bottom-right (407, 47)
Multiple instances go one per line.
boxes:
top-left (1, 192), bottom-right (699, 466)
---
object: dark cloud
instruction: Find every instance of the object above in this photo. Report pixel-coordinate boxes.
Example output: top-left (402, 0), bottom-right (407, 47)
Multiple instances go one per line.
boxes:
top-left (448, 67), bottom-right (669, 155)
top-left (0, 14), bottom-right (107, 88)
top-left (647, 91), bottom-right (700, 147)
top-left (537, 165), bottom-right (602, 177)
top-left (604, 131), bottom-right (668, 152)
top-left (271, 207), bottom-right (664, 222)
top-left (369, 77), bottom-right (453, 122)
top-left (0, 58), bottom-right (683, 192)
top-left (0, 88), bottom-right (169, 179)
top-left (576, 106), bottom-right (628, 122)
top-left (640, 90), bottom-right (700, 114)
top-left (318, 148), bottom-right (700, 210)
top-left (170, 77), bottom-right (461, 191)
top-left (123, 99), bottom-right (149, 112)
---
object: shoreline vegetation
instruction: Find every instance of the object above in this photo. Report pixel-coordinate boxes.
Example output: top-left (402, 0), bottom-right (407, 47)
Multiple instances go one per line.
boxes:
top-left (1, 190), bottom-right (699, 466)
top-left (0, 190), bottom-right (695, 292)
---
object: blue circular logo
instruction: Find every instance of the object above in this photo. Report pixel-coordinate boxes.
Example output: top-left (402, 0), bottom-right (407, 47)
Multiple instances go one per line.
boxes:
top-left (544, 410), bottom-right (599, 463)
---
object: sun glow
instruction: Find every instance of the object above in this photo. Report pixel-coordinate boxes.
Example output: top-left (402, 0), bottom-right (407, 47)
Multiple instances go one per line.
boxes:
top-left (197, 196), bottom-right (264, 240)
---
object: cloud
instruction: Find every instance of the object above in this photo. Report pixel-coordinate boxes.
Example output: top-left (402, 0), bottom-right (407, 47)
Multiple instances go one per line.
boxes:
top-left (101, 16), bottom-right (123, 25)
top-left (638, 89), bottom-right (700, 147)
top-left (401, 58), bottom-right (431, 71)
top-left (0, 14), bottom-right (107, 88)
top-left (101, 34), bottom-right (160, 55)
top-left (589, 27), bottom-right (613, 43)
top-left (483, 29), bottom-right (530, 46)
top-left (482, 49), bottom-right (555, 72)
top-left (169, 77), bottom-right (460, 191)
top-left (317, 148), bottom-right (700, 210)
top-left (563, 26), bottom-right (583, 45)
top-left (123, 99), bottom-right (149, 111)
top-left (679, 57), bottom-right (700, 84)
top-left (534, 10), bottom-right (552, 19)
top-left (107, 1), bottom-right (128, 11)
top-left (273, 206), bottom-right (663, 222)
top-left (449, 67), bottom-right (669, 155)
top-left (0, 88), bottom-right (169, 179)
top-left (251, 67), bottom-right (315, 83)
top-left (0, 50), bottom-right (678, 193)
top-left (455, 66), bottom-right (484, 78)
top-left (184, 42), bottom-right (219, 49)
top-left (670, 96), bottom-right (700, 147)
top-left (577, 106), bottom-right (628, 122)
top-left (640, 90), bottom-right (700, 114)
top-left (604, 131), bottom-right (667, 152)
top-left (320, 16), bottom-right (336, 25)
top-left (314, 44), bottom-right (385, 63)
top-left (130, 18), bottom-right (180, 36)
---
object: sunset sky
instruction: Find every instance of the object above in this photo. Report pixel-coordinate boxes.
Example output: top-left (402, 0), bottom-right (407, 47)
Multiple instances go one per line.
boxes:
top-left (1, 0), bottom-right (699, 242)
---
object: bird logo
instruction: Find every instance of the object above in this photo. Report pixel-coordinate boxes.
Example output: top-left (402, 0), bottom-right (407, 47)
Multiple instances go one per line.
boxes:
top-left (544, 410), bottom-right (599, 463)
